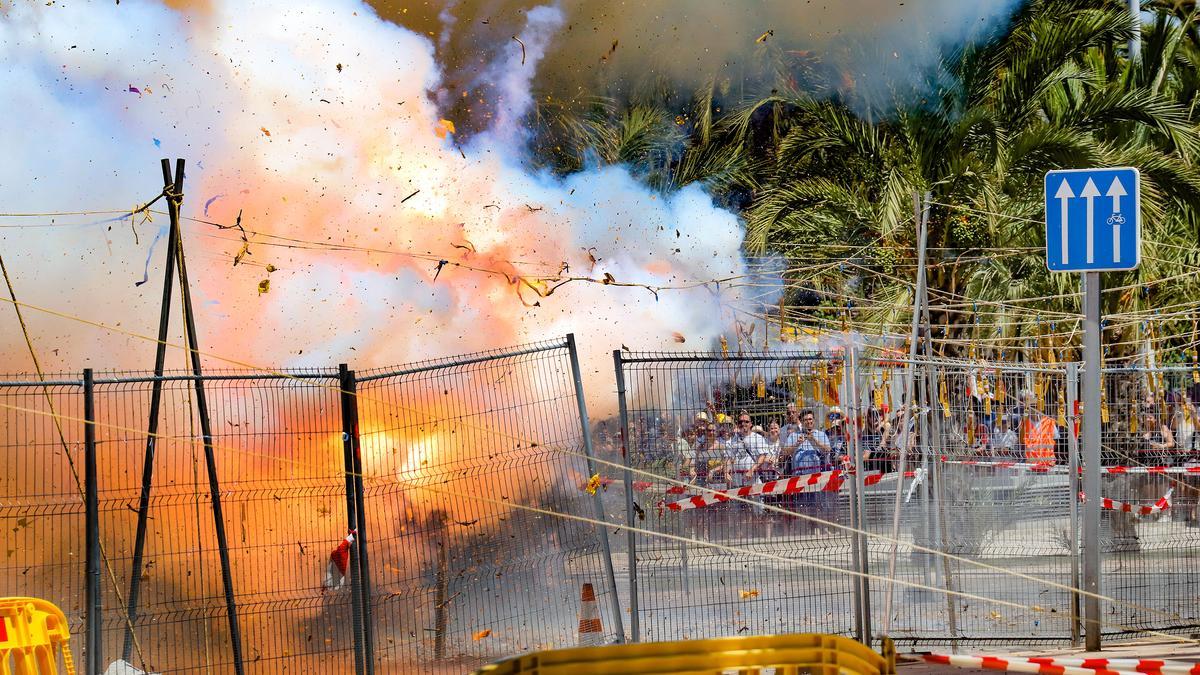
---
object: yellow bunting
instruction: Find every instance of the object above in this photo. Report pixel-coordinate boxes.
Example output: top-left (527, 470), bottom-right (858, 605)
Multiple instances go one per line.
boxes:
top-left (1101, 393), bottom-right (1110, 424)
top-left (756, 374), bottom-right (766, 399)
top-left (720, 335), bottom-right (729, 359)
top-left (1057, 390), bottom-right (1067, 426)
top-left (1130, 407), bottom-right (1138, 434)
top-left (966, 421), bottom-right (975, 447)
top-left (939, 375), bottom-right (950, 419)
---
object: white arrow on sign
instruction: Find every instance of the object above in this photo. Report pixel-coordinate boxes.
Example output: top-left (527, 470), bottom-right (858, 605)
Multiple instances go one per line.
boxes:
top-left (1080, 177), bottom-right (1101, 263)
top-left (1107, 176), bottom-right (1127, 263)
top-left (1055, 178), bottom-right (1075, 265)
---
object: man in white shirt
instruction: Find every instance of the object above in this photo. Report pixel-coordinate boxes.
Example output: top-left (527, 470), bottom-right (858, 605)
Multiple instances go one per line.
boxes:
top-left (727, 412), bottom-right (770, 487)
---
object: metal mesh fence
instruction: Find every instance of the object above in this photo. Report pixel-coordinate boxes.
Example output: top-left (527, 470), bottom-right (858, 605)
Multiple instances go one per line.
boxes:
top-left (0, 336), bottom-right (618, 674)
top-left (90, 370), bottom-right (351, 673)
top-left (613, 351), bottom-right (861, 643)
top-left (1097, 366), bottom-right (1200, 639)
top-left (860, 359), bottom-right (1081, 647)
top-left (0, 376), bottom-right (87, 642)
top-left (353, 337), bottom-right (619, 672)
top-left (5, 346), bottom-right (1200, 670)
top-left (611, 350), bottom-right (1200, 650)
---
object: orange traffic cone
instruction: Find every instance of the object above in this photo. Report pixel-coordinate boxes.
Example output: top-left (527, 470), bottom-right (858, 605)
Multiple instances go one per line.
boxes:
top-left (577, 583), bottom-right (603, 646)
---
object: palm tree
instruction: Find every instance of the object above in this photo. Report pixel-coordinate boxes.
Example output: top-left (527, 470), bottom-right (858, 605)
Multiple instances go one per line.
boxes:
top-left (526, 0), bottom-right (1200, 361)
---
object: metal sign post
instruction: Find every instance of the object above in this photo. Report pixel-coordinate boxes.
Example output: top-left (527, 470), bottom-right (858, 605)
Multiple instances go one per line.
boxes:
top-left (1082, 272), bottom-right (1102, 650)
top-left (1044, 167), bottom-right (1141, 651)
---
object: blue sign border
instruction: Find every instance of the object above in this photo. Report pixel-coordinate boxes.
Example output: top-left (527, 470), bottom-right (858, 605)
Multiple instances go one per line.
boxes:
top-left (1043, 167), bottom-right (1141, 273)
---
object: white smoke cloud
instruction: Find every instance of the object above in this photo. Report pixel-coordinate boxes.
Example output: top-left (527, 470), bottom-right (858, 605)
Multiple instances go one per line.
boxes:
top-left (0, 0), bottom-right (750, 406)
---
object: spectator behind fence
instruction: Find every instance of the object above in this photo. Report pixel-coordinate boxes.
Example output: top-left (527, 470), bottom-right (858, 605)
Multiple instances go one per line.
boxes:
top-left (676, 426), bottom-right (698, 481)
top-left (1170, 391), bottom-right (1200, 526)
top-left (860, 408), bottom-right (891, 473)
top-left (780, 403), bottom-right (802, 444)
top-left (883, 402), bottom-right (915, 465)
top-left (960, 408), bottom-right (991, 457)
top-left (763, 420), bottom-right (782, 478)
top-left (1019, 390), bottom-right (1058, 467)
top-left (993, 414), bottom-right (1019, 458)
top-left (826, 407), bottom-right (847, 461)
top-left (784, 408), bottom-right (831, 474)
top-left (1137, 407), bottom-right (1175, 466)
top-left (727, 412), bottom-right (770, 488)
top-left (1172, 391), bottom-right (1199, 465)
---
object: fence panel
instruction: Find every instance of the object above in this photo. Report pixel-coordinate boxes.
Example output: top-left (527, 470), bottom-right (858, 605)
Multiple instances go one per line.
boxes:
top-left (0, 376), bottom-right (87, 645)
top-left (1097, 366), bottom-right (1200, 640)
top-left (355, 338), bottom-right (620, 672)
top-left (862, 359), bottom-right (1080, 648)
top-left (614, 351), bottom-right (862, 643)
top-left (88, 370), bottom-right (353, 673)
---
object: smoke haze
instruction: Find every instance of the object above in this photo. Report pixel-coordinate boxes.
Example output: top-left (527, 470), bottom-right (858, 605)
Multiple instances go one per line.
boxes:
top-left (380, 0), bottom-right (1022, 120)
top-left (0, 0), bottom-right (745, 399)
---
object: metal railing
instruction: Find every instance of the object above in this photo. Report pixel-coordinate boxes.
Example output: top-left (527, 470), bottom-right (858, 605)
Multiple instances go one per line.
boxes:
top-left (3, 341), bottom-right (1199, 671)
top-left (611, 348), bottom-right (1200, 649)
top-left (0, 335), bottom-right (621, 674)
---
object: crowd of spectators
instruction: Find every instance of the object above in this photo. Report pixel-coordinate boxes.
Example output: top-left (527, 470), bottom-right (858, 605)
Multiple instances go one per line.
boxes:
top-left (611, 380), bottom-right (1200, 527)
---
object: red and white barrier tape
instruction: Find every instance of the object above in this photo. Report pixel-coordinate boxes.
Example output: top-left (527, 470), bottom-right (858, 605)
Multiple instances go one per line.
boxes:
top-left (665, 469), bottom-right (917, 512)
top-left (1023, 656), bottom-right (1200, 675)
top-left (1095, 488), bottom-right (1172, 517)
top-left (943, 460), bottom-right (1200, 475)
top-left (922, 653), bottom-right (1200, 675)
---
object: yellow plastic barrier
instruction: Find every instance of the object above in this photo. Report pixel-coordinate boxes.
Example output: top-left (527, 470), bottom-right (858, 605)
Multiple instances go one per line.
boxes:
top-left (475, 633), bottom-right (895, 675)
top-left (0, 598), bottom-right (76, 675)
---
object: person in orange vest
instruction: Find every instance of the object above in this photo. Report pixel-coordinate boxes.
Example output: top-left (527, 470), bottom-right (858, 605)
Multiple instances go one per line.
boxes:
top-left (1019, 390), bottom-right (1058, 467)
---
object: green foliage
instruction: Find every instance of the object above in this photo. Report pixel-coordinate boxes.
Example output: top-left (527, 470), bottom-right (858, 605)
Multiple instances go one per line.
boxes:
top-left (527, 0), bottom-right (1200, 359)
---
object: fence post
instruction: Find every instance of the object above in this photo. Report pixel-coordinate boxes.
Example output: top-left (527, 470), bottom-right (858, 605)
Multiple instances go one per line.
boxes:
top-left (1066, 362), bottom-right (1082, 646)
top-left (342, 366), bottom-right (375, 674)
top-left (339, 364), bottom-right (367, 675)
top-left (566, 334), bottom-right (625, 643)
top-left (168, 157), bottom-right (245, 673)
top-left (612, 350), bottom-right (640, 642)
top-left (84, 368), bottom-right (102, 675)
top-left (924, 364), bottom-right (960, 649)
top-left (124, 158), bottom-right (183, 661)
top-left (845, 345), bottom-right (872, 644)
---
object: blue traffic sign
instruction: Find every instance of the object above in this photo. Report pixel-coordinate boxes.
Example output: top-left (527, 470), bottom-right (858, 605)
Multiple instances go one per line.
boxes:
top-left (1044, 167), bottom-right (1140, 272)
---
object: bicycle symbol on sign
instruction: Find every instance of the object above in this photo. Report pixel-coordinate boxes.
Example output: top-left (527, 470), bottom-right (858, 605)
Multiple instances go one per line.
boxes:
top-left (1107, 213), bottom-right (1126, 226)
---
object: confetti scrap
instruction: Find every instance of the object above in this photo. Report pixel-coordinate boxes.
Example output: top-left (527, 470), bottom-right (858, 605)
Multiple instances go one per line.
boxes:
top-left (511, 35), bottom-right (526, 65)
top-left (432, 259), bottom-right (449, 281)
top-left (600, 39), bottom-right (619, 62)
top-left (434, 119), bottom-right (455, 139)
top-left (152, 138), bottom-right (161, 148)
top-left (204, 194), bottom-right (224, 216)
top-left (401, 189), bottom-right (420, 203)
top-left (472, 629), bottom-right (491, 641)
top-left (739, 589), bottom-right (759, 599)
top-left (756, 30), bottom-right (774, 43)
top-left (672, 332), bottom-right (686, 343)
top-left (584, 473), bottom-right (601, 495)
top-left (260, 127), bottom-right (271, 137)
top-left (257, 278), bottom-right (270, 295)
top-left (128, 85), bottom-right (141, 95)
top-left (233, 241), bottom-right (251, 266)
